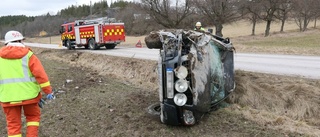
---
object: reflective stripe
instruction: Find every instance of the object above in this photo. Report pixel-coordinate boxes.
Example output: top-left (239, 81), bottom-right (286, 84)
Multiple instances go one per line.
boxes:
top-left (22, 53), bottom-right (29, 76)
top-left (40, 81), bottom-right (50, 88)
top-left (27, 121), bottom-right (39, 126)
top-left (8, 134), bottom-right (22, 137)
top-left (0, 77), bottom-right (36, 84)
top-left (10, 101), bottom-right (22, 104)
top-left (0, 53), bottom-right (36, 84)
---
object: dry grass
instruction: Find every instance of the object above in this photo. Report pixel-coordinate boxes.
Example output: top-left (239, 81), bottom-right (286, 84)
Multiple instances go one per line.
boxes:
top-left (31, 47), bottom-right (320, 136)
top-left (225, 20), bottom-right (320, 55)
top-left (209, 19), bottom-right (301, 38)
top-left (233, 29), bottom-right (320, 55)
top-left (25, 35), bottom-right (147, 47)
top-left (228, 71), bottom-right (320, 134)
top-left (123, 35), bottom-right (146, 46)
top-left (232, 71), bottom-right (320, 121)
top-left (33, 48), bottom-right (158, 90)
top-left (25, 19), bottom-right (320, 55)
top-left (30, 48), bottom-right (320, 136)
top-left (3, 19), bottom-right (320, 136)
top-left (1, 48), bottom-right (298, 136)
top-left (26, 36), bottom-right (62, 45)
top-left (1, 43), bottom-right (318, 136)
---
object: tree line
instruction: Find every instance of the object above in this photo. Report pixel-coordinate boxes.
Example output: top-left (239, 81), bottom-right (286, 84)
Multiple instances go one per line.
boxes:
top-left (0, 1), bottom-right (128, 38)
top-left (1, 0), bottom-right (320, 38)
top-left (139, 0), bottom-right (320, 37)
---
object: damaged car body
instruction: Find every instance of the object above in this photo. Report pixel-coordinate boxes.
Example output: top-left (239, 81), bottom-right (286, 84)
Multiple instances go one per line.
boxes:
top-left (145, 30), bottom-right (235, 126)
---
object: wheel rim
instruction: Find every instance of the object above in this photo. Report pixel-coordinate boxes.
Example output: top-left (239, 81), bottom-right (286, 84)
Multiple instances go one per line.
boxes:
top-left (66, 41), bottom-right (71, 49)
top-left (89, 40), bottom-right (94, 49)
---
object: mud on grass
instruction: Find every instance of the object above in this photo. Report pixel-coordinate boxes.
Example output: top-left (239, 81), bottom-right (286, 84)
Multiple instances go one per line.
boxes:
top-left (0, 46), bottom-right (318, 136)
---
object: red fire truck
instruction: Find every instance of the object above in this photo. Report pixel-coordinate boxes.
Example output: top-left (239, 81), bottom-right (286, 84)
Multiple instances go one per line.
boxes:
top-left (59, 17), bottom-right (125, 50)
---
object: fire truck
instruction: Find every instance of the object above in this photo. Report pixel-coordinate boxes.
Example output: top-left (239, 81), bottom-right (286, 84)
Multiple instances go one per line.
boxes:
top-left (59, 17), bottom-right (125, 50)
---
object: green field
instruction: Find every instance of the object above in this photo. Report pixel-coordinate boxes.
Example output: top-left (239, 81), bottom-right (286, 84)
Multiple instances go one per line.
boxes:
top-left (241, 32), bottom-right (320, 48)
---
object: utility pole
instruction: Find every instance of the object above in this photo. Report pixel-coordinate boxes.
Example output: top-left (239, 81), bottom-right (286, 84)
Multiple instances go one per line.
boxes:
top-left (90, 0), bottom-right (92, 18)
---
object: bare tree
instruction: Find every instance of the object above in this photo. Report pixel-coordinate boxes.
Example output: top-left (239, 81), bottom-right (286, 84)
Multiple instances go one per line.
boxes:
top-left (275, 0), bottom-right (292, 32)
top-left (115, 3), bottom-right (162, 35)
top-left (311, 0), bottom-right (320, 28)
top-left (193, 0), bottom-right (241, 37)
top-left (140, 0), bottom-right (193, 28)
top-left (239, 0), bottom-right (263, 36)
top-left (291, 0), bottom-right (319, 31)
top-left (258, 0), bottom-right (280, 36)
top-left (115, 4), bottom-right (137, 34)
top-left (238, 0), bottom-right (292, 36)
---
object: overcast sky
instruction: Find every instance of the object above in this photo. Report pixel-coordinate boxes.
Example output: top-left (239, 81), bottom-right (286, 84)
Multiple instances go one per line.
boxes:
top-left (1, 0), bottom-right (134, 17)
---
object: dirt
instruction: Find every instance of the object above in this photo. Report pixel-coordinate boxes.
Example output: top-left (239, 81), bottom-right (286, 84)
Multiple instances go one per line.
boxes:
top-left (0, 44), bottom-right (320, 136)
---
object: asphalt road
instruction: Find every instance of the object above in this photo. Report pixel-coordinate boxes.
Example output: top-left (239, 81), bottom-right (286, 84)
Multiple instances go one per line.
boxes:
top-left (14, 42), bottom-right (320, 79)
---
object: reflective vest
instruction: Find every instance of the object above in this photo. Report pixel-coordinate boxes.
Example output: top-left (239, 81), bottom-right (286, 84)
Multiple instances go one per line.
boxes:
top-left (194, 27), bottom-right (205, 31)
top-left (0, 51), bottom-right (40, 103)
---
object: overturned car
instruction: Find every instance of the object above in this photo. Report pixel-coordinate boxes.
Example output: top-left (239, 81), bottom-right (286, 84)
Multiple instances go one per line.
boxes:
top-left (145, 30), bottom-right (235, 126)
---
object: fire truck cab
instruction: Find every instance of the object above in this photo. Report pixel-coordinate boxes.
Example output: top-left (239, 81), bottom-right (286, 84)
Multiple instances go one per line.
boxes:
top-left (59, 17), bottom-right (125, 50)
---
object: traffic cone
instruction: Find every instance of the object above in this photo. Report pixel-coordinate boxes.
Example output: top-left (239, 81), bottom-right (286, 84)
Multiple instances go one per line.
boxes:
top-left (135, 40), bottom-right (142, 48)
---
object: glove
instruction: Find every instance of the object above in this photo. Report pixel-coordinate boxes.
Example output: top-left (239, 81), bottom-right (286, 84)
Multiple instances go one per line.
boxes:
top-left (38, 99), bottom-right (46, 108)
top-left (46, 93), bottom-right (55, 100)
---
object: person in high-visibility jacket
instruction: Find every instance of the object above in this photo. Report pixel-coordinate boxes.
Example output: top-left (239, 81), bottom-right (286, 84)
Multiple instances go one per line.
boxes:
top-left (194, 22), bottom-right (205, 32)
top-left (0, 30), bottom-right (55, 137)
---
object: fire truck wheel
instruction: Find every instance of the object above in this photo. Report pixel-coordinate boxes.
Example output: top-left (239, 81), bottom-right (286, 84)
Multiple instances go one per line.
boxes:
top-left (88, 38), bottom-right (98, 50)
top-left (105, 44), bottom-right (116, 49)
top-left (66, 40), bottom-right (72, 50)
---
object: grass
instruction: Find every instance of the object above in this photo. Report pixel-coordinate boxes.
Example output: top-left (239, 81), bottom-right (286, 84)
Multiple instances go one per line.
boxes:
top-left (239, 31), bottom-right (320, 48)
top-left (25, 35), bottom-right (146, 47)
top-left (24, 19), bottom-right (320, 55)
top-left (230, 28), bottom-right (320, 55)
top-left (1, 44), bottom-right (317, 136)
top-left (211, 19), bottom-right (305, 38)
top-left (40, 47), bottom-right (320, 136)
